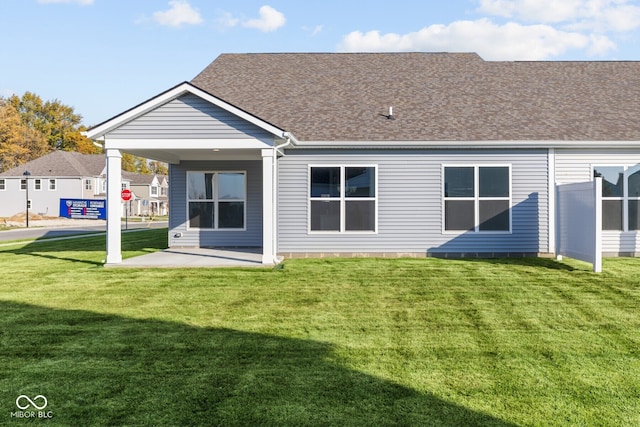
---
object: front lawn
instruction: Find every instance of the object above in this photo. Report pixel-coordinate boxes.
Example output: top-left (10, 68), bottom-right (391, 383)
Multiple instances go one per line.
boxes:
top-left (0, 230), bottom-right (638, 426)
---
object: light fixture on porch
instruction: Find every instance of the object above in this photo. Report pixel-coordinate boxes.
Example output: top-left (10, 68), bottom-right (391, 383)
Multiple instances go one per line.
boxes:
top-left (212, 148), bottom-right (220, 152)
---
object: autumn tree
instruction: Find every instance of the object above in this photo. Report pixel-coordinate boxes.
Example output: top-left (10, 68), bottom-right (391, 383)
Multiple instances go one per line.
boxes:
top-left (149, 160), bottom-right (169, 175)
top-left (0, 100), bottom-right (49, 172)
top-left (7, 92), bottom-right (100, 155)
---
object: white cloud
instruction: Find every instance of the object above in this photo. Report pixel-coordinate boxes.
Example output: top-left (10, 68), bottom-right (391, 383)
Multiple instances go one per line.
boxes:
top-left (38, 0), bottom-right (94, 4)
top-left (338, 19), bottom-right (609, 61)
top-left (477, 0), bottom-right (640, 32)
top-left (338, 0), bottom-right (636, 60)
top-left (217, 11), bottom-right (240, 29)
top-left (243, 5), bottom-right (286, 32)
top-left (152, 0), bottom-right (203, 28)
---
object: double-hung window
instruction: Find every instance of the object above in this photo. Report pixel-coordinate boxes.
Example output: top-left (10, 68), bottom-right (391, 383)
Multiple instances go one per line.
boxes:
top-left (49, 179), bottom-right (56, 190)
top-left (309, 166), bottom-right (377, 232)
top-left (443, 165), bottom-right (511, 232)
top-left (594, 165), bottom-right (640, 230)
top-left (34, 179), bottom-right (42, 191)
top-left (0, 179), bottom-right (5, 190)
top-left (188, 171), bottom-right (246, 229)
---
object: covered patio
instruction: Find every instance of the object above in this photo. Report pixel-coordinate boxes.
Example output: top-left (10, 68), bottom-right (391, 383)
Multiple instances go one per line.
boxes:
top-left (86, 82), bottom-right (295, 266)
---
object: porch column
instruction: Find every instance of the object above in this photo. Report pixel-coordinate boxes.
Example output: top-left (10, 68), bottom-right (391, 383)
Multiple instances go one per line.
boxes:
top-left (106, 149), bottom-right (122, 264)
top-left (262, 148), bottom-right (275, 264)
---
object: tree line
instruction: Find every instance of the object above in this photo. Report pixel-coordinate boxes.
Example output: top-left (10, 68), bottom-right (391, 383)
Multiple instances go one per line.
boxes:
top-left (0, 92), bottom-right (167, 175)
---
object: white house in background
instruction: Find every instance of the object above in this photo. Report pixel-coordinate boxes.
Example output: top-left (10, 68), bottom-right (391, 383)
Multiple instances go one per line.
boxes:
top-left (84, 52), bottom-right (640, 265)
top-left (0, 151), bottom-right (108, 218)
top-left (123, 171), bottom-right (169, 216)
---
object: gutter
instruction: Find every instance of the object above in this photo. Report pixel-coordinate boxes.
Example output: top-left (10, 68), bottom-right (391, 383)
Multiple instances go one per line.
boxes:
top-left (268, 131), bottom-right (298, 265)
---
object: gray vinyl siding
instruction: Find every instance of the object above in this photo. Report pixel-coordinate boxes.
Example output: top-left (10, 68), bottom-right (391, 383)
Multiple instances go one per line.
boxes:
top-left (556, 148), bottom-right (640, 255)
top-left (108, 94), bottom-right (274, 142)
top-left (169, 160), bottom-right (262, 247)
top-left (277, 149), bottom-right (549, 255)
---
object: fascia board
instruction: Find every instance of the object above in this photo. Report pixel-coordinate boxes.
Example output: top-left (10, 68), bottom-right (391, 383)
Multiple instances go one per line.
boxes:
top-left (103, 138), bottom-right (271, 150)
top-left (292, 140), bottom-right (640, 149)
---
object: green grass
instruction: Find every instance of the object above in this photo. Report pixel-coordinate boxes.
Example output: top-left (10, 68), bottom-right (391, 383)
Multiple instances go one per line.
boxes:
top-left (0, 230), bottom-right (639, 426)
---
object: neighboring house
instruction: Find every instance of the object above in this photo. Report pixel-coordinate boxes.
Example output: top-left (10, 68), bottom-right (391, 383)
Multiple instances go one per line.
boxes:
top-left (85, 52), bottom-right (640, 265)
top-left (123, 171), bottom-right (169, 216)
top-left (0, 151), bottom-right (107, 218)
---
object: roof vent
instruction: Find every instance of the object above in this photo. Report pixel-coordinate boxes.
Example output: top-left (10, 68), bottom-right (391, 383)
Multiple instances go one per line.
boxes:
top-left (386, 106), bottom-right (395, 120)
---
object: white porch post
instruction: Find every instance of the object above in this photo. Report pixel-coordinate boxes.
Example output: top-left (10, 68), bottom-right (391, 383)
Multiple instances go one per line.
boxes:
top-left (106, 149), bottom-right (122, 264)
top-left (261, 148), bottom-right (275, 264)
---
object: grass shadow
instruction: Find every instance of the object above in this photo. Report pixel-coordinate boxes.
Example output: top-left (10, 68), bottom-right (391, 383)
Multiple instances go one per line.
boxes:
top-left (0, 229), bottom-right (167, 266)
top-left (430, 256), bottom-right (578, 271)
top-left (1, 301), bottom-right (516, 426)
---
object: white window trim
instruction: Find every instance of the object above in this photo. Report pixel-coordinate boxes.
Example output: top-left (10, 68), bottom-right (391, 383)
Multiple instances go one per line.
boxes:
top-left (20, 179), bottom-right (27, 191)
top-left (151, 186), bottom-right (158, 196)
top-left (0, 179), bottom-right (5, 191)
top-left (48, 179), bottom-right (57, 191)
top-left (442, 164), bottom-right (512, 234)
top-left (34, 179), bottom-right (42, 191)
top-left (308, 164), bottom-right (378, 234)
top-left (186, 170), bottom-right (247, 231)
top-left (85, 179), bottom-right (93, 191)
top-left (592, 163), bottom-right (640, 232)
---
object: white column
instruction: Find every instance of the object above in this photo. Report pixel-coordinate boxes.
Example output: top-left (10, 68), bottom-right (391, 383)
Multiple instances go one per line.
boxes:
top-left (106, 149), bottom-right (122, 264)
top-left (261, 148), bottom-right (275, 264)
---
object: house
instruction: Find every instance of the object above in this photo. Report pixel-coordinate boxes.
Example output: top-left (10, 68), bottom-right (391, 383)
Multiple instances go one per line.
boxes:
top-left (0, 151), bottom-right (107, 218)
top-left (123, 172), bottom-right (168, 217)
top-left (85, 52), bottom-right (640, 265)
top-left (0, 151), bottom-right (168, 220)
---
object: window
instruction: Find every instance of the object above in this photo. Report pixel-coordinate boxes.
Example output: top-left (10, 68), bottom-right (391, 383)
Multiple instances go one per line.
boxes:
top-left (0, 179), bottom-right (5, 190)
top-left (49, 179), bottom-right (56, 190)
top-left (595, 165), bottom-right (640, 231)
top-left (85, 179), bottom-right (93, 191)
top-left (151, 186), bottom-right (158, 196)
top-left (443, 165), bottom-right (511, 232)
top-left (187, 171), bottom-right (245, 229)
top-left (20, 179), bottom-right (26, 191)
top-left (160, 187), bottom-right (167, 196)
top-left (121, 182), bottom-right (128, 190)
top-left (309, 166), bottom-right (377, 232)
top-left (34, 179), bottom-right (42, 191)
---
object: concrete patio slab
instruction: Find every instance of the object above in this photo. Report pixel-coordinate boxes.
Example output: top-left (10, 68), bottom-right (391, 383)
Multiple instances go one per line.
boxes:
top-left (107, 248), bottom-right (273, 268)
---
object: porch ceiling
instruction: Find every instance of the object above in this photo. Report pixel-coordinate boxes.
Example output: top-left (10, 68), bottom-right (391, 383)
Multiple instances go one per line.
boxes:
top-left (122, 148), bottom-right (265, 164)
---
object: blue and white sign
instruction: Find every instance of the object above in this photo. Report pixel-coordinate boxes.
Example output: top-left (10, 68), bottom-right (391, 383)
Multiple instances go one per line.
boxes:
top-left (59, 199), bottom-right (107, 220)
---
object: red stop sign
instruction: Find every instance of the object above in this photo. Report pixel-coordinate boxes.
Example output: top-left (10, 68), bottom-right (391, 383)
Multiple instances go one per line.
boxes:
top-left (121, 189), bottom-right (133, 201)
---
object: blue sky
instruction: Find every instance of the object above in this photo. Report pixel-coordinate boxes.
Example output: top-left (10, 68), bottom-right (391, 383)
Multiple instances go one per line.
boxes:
top-left (2, 0), bottom-right (640, 126)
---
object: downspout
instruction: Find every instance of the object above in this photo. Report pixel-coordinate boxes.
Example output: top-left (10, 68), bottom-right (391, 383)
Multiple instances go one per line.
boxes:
top-left (270, 132), bottom-right (297, 263)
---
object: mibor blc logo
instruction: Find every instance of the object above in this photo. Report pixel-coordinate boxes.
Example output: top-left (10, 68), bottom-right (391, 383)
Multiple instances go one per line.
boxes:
top-left (11, 395), bottom-right (53, 419)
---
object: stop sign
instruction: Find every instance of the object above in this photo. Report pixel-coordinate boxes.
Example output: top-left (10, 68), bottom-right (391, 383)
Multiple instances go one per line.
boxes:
top-left (121, 189), bottom-right (133, 201)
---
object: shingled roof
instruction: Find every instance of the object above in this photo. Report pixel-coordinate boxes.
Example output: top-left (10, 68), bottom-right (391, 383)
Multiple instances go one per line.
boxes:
top-left (191, 52), bottom-right (640, 142)
top-left (0, 151), bottom-right (105, 177)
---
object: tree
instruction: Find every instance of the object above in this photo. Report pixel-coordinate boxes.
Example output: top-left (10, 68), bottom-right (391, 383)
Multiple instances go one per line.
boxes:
top-left (0, 100), bottom-right (49, 172)
top-left (7, 92), bottom-right (100, 154)
top-left (149, 160), bottom-right (169, 175)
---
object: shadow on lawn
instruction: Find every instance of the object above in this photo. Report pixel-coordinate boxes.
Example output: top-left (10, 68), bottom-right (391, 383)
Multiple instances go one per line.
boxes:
top-left (1, 301), bottom-right (516, 427)
top-left (2, 229), bottom-right (166, 266)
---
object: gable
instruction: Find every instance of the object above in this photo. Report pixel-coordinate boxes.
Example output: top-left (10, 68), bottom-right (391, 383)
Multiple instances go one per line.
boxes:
top-left (107, 93), bottom-right (274, 142)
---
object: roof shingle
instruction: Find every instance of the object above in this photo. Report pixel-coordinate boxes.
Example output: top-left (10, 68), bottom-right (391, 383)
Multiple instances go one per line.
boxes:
top-left (0, 151), bottom-right (105, 177)
top-left (191, 52), bottom-right (640, 141)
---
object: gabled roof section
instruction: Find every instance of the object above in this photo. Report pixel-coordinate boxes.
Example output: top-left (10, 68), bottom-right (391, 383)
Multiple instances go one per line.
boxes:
top-left (0, 151), bottom-right (105, 177)
top-left (86, 81), bottom-right (285, 140)
top-left (191, 52), bottom-right (640, 142)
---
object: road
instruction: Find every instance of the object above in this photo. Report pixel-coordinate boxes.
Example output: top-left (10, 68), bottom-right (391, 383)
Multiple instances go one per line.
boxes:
top-left (0, 221), bottom-right (168, 242)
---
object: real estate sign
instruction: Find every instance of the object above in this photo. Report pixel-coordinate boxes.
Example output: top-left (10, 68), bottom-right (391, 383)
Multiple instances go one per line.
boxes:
top-left (59, 199), bottom-right (107, 220)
